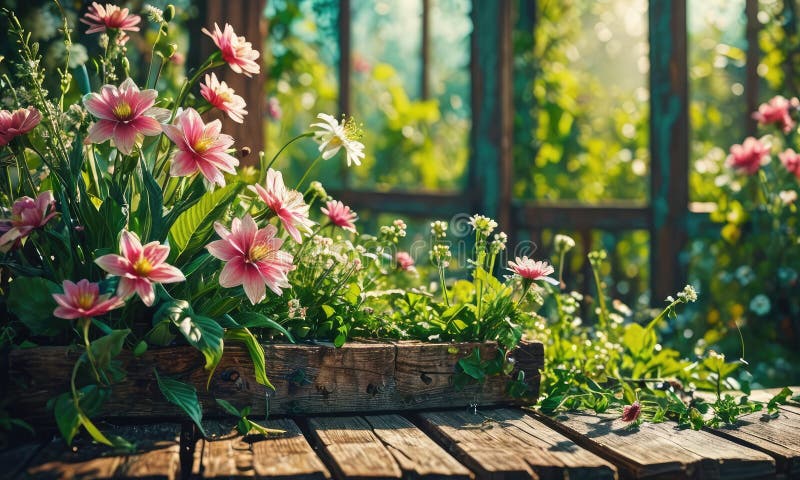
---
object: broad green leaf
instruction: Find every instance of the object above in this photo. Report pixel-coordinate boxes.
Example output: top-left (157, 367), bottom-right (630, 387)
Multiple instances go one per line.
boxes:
top-left (321, 305), bottom-right (335, 318)
top-left (176, 314), bottom-right (224, 374)
top-left (89, 329), bottom-right (130, 371)
top-left (8, 277), bottom-right (62, 336)
top-left (78, 412), bottom-right (113, 446)
top-left (225, 328), bottom-right (274, 389)
top-left (168, 182), bottom-right (242, 260)
top-left (53, 393), bottom-right (80, 445)
top-left (146, 320), bottom-right (176, 346)
top-left (154, 369), bottom-right (207, 437)
top-left (231, 312), bottom-right (294, 342)
top-left (457, 348), bottom-right (485, 381)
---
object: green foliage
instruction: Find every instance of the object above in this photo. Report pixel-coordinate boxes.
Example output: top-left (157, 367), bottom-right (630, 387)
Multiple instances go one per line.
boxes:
top-left (154, 369), bottom-right (207, 437)
top-left (215, 399), bottom-right (284, 436)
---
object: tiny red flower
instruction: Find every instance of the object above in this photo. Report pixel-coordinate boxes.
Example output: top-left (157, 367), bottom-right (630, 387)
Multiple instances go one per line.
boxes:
top-left (622, 402), bottom-right (642, 423)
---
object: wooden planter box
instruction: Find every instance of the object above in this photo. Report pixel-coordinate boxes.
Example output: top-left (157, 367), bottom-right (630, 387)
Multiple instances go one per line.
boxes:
top-left (6, 340), bottom-right (543, 424)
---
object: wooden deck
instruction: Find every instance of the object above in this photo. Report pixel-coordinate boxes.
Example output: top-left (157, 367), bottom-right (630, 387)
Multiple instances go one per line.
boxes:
top-left (2, 387), bottom-right (799, 479)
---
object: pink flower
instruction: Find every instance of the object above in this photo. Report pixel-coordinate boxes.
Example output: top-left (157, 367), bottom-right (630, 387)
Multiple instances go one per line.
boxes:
top-left (752, 96), bottom-right (798, 134)
top-left (780, 149), bottom-right (800, 180)
top-left (200, 73), bottom-right (248, 123)
top-left (52, 279), bottom-right (125, 320)
top-left (206, 215), bottom-right (294, 304)
top-left (727, 137), bottom-right (770, 175)
top-left (396, 251), bottom-right (415, 271)
top-left (0, 107), bottom-right (41, 147)
top-left (80, 3), bottom-right (141, 44)
top-left (202, 23), bottom-right (260, 77)
top-left (0, 191), bottom-right (57, 252)
top-left (321, 200), bottom-right (357, 233)
top-left (162, 108), bottom-right (239, 187)
top-left (267, 97), bottom-right (282, 120)
top-left (248, 168), bottom-right (315, 243)
top-left (83, 78), bottom-right (169, 155)
top-left (95, 230), bottom-right (185, 307)
top-left (507, 257), bottom-right (559, 285)
top-left (622, 401), bottom-right (642, 423)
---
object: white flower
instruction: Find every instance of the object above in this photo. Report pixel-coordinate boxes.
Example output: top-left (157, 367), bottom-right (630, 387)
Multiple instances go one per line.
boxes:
top-left (310, 113), bottom-right (365, 167)
top-left (779, 189), bottom-right (797, 205)
top-left (749, 294), bottom-right (771, 316)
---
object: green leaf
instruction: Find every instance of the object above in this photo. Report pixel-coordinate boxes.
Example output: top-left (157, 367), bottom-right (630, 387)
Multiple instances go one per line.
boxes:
top-left (225, 328), bottom-right (274, 389)
top-left (53, 393), bottom-right (80, 445)
top-left (155, 300), bottom-right (224, 374)
top-left (457, 348), bottom-right (485, 381)
top-left (78, 412), bottom-right (113, 446)
top-left (231, 312), bottom-right (294, 342)
top-left (89, 329), bottom-right (130, 371)
top-left (136, 163), bottom-right (165, 241)
top-left (321, 305), bottom-right (335, 318)
top-left (768, 387), bottom-right (793, 413)
top-left (168, 182), bottom-right (242, 260)
top-left (154, 369), bottom-right (206, 437)
top-left (7, 277), bottom-right (62, 336)
top-left (215, 398), bottom-right (242, 417)
top-left (146, 320), bottom-right (176, 346)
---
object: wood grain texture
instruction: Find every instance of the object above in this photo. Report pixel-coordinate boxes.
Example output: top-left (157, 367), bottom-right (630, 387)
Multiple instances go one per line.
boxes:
top-left (536, 411), bottom-right (775, 479)
top-left (7, 341), bottom-right (542, 423)
top-left (705, 407), bottom-right (800, 477)
top-left (23, 424), bottom-right (180, 480)
top-left (364, 415), bottom-right (472, 479)
top-left (418, 409), bottom-right (617, 480)
top-left (0, 443), bottom-right (46, 480)
top-left (307, 416), bottom-right (402, 479)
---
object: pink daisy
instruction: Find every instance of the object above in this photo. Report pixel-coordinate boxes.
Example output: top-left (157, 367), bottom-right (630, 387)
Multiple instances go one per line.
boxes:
top-left (80, 3), bottom-right (141, 44)
top-left (202, 23), bottom-right (261, 77)
top-left (83, 78), bottom-right (169, 155)
top-left (248, 168), bottom-right (315, 243)
top-left (727, 137), bottom-right (770, 175)
top-left (752, 96), bottom-right (798, 134)
top-left (162, 108), bottom-right (239, 187)
top-left (95, 230), bottom-right (185, 307)
top-left (0, 191), bottom-right (57, 252)
top-left (52, 279), bottom-right (125, 320)
top-left (0, 107), bottom-right (41, 147)
top-left (321, 200), bottom-right (357, 233)
top-left (206, 215), bottom-right (294, 304)
top-left (199, 73), bottom-right (248, 123)
top-left (780, 149), bottom-right (800, 180)
top-left (507, 257), bottom-right (559, 285)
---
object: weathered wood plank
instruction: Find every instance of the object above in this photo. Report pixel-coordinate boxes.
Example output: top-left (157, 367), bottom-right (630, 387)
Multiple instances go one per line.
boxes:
top-left (307, 416), bottom-right (403, 479)
top-left (705, 407), bottom-right (800, 477)
top-left (192, 419), bottom-right (330, 479)
top-left (0, 442), bottom-right (46, 480)
top-left (23, 423), bottom-right (180, 480)
top-left (536, 411), bottom-right (775, 479)
top-left (418, 409), bottom-right (617, 480)
top-left (364, 415), bottom-right (472, 479)
top-left (8, 341), bottom-right (542, 423)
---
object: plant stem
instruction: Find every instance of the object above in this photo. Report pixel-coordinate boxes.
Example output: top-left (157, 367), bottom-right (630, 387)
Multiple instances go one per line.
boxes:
top-left (294, 154), bottom-right (323, 190)
top-left (80, 317), bottom-right (101, 383)
top-left (267, 132), bottom-right (313, 171)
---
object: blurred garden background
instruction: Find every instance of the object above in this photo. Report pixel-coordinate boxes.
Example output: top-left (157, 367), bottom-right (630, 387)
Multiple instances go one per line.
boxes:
top-left (2, 0), bottom-right (799, 386)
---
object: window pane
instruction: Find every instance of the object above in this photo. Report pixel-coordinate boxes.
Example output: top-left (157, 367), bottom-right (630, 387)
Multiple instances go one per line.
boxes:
top-left (513, 0), bottom-right (649, 204)
top-left (688, 0), bottom-right (747, 203)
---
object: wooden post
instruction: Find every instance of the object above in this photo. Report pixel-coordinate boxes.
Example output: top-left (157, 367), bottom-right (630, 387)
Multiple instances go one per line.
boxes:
top-left (201, 0), bottom-right (267, 164)
top-left (744, 0), bottom-right (760, 137)
top-left (469, 0), bottom-right (514, 234)
top-left (649, 0), bottom-right (689, 302)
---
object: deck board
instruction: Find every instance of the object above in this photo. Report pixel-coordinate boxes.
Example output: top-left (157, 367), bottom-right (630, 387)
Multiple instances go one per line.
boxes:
top-left (535, 410), bottom-right (776, 479)
top-left (418, 409), bottom-right (616, 480)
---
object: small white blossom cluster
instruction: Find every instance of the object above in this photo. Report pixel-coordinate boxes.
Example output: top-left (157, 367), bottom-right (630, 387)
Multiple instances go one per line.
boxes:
top-left (430, 244), bottom-right (452, 268)
top-left (469, 214), bottom-right (497, 237)
top-left (379, 219), bottom-right (407, 244)
top-left (490, 232), bottom-right (507, 255)
top-left (554, 234), bottom-right (576, 254)
top-left (666, 284), bottom-right (698, 304)
top-left (287, 298), bottom-right (307, 320)
top-left (430, 220), bottom-right (448, 240)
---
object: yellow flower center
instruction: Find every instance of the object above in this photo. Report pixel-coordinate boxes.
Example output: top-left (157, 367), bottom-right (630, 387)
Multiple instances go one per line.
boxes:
top-left (193, 136), bottom-right (215, 154)
top-left (218, 91), bottom-right (232, 103)
top-left (342, 116), bottom-right (364, 141)
top-left (112, 101), bottom-right (133, 120)
top-left (77, 292), bottom-right (95, 310)
top-left (133, 257), bottom-right (154, 276)
top-left (248, 243), bottom-right (272, 263)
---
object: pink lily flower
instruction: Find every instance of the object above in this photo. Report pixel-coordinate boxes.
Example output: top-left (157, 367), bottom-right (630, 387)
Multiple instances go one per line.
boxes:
top-left (202, 23), bottom-right (261, 77)
top-left (507, 257), bottom-right (559, 285)
top-left (162, 108), bottom-right (239, 187)
top-left (52, 279), bottom-right (125, 320)
top-left (80, 3), bottom-right (141, 46)
top-left (727, 137), bottom-right (770, 175)
top-left (95, 230), bottom-right (185, 307)
top-left (200, 73), bottom-right (248, 123)
top-left (83, 78), bottom-right (169, 155)
top-left (206, 215), bottom-right (294, 304)
top-left (321, 200), bottom-right (357, 233)
top-left (0, 191), bottom-right (57, 252)
top-left (249, 168), bottom-right (315, 243)
top-left (0, 107), bottom-right (41, 147)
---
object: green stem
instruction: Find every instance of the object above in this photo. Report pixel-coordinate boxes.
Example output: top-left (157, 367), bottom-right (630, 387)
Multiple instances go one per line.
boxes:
top-left (590, 263), bottom-right (609, 329)
top-left (80, 317), bottom-right (101, 383)
top-left (294, 154), bottom-right (323, 190)
top-left (439, 266), bottom-right (450, 307)
top-left (267, 132), bottom-right (314, 171)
